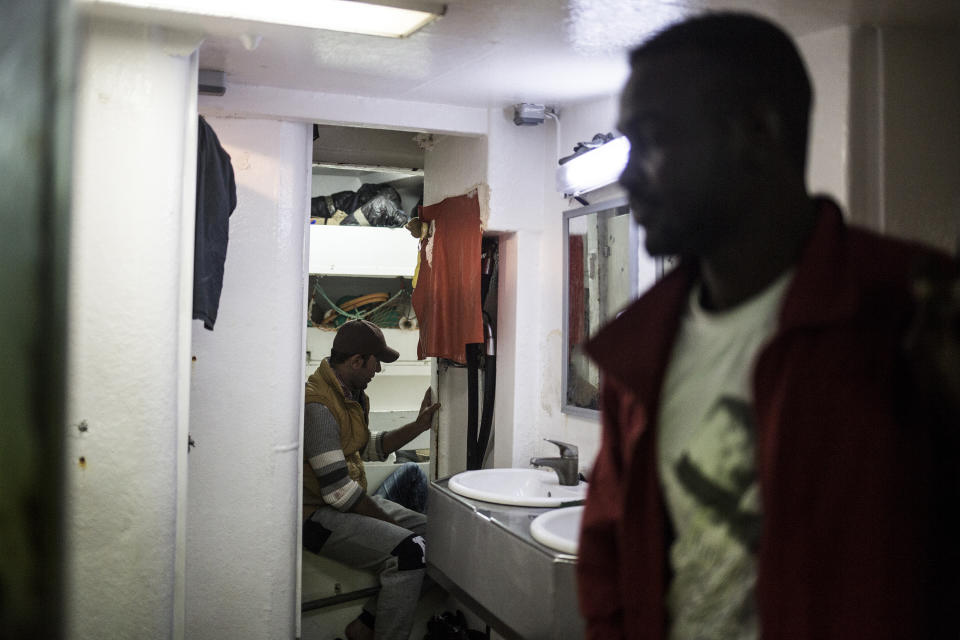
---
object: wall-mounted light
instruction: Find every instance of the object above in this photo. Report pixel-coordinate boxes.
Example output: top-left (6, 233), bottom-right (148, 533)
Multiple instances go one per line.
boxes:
top-left (555, 136), bottom-right (630, 196)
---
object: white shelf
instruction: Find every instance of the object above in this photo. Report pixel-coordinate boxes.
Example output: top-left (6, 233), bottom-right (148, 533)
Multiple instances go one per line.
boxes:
top-left (308, 225), bottom-right (419, 276)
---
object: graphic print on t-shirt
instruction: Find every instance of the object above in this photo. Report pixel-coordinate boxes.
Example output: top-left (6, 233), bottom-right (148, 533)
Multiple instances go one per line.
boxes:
top-left (672, 395), bottom-right (761, 551)
top-left (664, 392), bottom-right (762, 640)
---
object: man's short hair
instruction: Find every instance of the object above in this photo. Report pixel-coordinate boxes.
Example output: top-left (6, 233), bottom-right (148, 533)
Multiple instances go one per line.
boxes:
top-left (630, 12), bottom-right (812, 170)
top-left (329, 349), bottom-right (353, 365)
top-left (328, 349), bottom-right (374, 366)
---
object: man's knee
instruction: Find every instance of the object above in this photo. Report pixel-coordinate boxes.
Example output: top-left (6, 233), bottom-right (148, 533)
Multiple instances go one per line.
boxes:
top-left (390, 533), bottom-right (426, 570)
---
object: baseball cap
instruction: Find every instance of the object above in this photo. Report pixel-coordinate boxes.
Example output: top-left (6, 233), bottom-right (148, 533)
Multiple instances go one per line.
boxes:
top-left (333, 319), bottom-right (400, 363)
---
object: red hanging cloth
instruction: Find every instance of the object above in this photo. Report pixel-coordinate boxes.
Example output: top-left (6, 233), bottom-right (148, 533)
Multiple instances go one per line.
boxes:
top-left (411, 191), bottom-right (484, 364)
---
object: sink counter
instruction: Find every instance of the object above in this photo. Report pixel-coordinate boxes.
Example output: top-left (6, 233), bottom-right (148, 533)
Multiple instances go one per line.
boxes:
top-left (427, 478), bottom-right (585, 640)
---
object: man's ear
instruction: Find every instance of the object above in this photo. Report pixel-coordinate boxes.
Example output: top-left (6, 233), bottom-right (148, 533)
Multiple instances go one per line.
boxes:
top-left (346, 354), bottom-right (365, 369)
top-left (755, 101), bottom-right (784, 149)
top-left (742, 99), bottom-right (786, 152)
top-left (733, 100), bottom-right (783, 168)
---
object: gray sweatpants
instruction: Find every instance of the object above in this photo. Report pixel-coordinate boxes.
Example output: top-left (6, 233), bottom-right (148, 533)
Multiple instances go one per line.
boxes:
top-left (305, 495), bottom-right (427, 640)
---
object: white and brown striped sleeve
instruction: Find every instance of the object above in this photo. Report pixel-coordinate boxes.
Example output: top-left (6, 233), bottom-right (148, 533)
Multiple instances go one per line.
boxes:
top-left (304, 403), bottom-right (364, 511)
top-left (360, 430), bottom-right (386, 462)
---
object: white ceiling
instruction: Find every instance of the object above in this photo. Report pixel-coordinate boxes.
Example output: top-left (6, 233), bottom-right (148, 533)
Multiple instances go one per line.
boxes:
top-left (192, 0), bottom-right (960, 110)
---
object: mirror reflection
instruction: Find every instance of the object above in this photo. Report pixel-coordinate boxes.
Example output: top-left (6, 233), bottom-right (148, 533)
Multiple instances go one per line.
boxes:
top-left (563, 199), bottom-right (637, 415)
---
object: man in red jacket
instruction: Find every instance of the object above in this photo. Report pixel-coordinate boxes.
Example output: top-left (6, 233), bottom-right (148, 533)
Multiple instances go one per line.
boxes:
top-left (577, 12), bottom-right (959, 640)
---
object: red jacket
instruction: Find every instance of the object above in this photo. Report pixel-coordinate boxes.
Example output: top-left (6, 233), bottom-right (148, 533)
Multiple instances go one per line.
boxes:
top-left (578, 200), bottom-right (957, 639)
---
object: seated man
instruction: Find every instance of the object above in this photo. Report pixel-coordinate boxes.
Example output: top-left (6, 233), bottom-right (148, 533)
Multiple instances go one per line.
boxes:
top-left (302, 319), bottom-right (440, 640)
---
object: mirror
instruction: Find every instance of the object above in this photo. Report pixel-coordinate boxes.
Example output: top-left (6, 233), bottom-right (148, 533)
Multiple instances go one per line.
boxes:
top-left (562, 197), bottom-right (639, 417)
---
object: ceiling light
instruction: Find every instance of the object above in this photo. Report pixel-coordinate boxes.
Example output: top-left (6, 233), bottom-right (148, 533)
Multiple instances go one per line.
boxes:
top-left (87, 0), bottom-right (446, 38)
top-left (240, 0), bottom-right (446, 38)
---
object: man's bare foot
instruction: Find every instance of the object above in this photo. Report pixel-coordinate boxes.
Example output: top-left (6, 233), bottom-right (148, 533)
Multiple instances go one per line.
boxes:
top-left (345, 616), bottom-right (374, 640)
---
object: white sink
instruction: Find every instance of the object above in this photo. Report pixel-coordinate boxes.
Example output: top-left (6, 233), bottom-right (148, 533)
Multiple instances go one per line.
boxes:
top-left (448, 468), bottom-right (587, 507)
top-left (530, 506), bottom-right (584, 555)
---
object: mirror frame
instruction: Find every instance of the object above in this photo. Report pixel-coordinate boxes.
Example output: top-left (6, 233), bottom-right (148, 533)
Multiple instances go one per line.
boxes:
top-left (561, 195), bottom-right (638, 419)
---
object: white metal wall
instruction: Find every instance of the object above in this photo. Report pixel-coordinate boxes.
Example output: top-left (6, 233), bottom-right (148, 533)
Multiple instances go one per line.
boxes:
top-left (185, 116), bottom-right (310, 639)
top-left (65, 17), bottom-right (198, 639)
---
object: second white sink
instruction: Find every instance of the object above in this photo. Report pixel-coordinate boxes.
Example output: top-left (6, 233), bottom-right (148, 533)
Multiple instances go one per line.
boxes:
top-left (530, 506), bottom-right (584, 555)
top-left (448, 468), bottom-right (587, 507)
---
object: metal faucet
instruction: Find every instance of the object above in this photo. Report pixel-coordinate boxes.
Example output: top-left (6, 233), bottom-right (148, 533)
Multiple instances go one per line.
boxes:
top-left (530, 439), bottom-right (579, 486)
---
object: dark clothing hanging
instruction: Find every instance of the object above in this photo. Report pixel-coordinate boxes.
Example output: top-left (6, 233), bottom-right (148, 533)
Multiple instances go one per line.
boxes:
top-left (193, 116), bottom-right (237, 330)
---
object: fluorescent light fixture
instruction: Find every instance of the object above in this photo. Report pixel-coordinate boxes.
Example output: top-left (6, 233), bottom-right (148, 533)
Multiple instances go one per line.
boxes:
top-left (80, 0), bottom-right (445, 38)
top-left (555, 136), bottom-right (631, 196)
top-left (257, 0), bottom-right (446, 38)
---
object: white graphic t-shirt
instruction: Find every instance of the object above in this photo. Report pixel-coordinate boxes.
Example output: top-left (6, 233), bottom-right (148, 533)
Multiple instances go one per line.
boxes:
top-left (657, 271), bottom-right (792, 640)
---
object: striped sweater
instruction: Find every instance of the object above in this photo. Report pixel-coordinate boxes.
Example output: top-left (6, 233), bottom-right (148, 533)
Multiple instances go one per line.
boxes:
top-left (304, 401), bottom-right (387, 511)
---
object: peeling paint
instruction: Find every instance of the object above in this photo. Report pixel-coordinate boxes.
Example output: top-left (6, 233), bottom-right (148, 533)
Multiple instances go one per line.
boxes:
top-left (155, 27), bottom-right (205, 58)
top-left (472, 182), bottom-right (491, 231)
top-left (424, 220), bottom-right (436, 267)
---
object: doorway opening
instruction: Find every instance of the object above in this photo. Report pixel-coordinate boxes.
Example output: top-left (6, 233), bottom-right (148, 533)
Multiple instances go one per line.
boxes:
top-left (301, 123), bottom-right (438, 639)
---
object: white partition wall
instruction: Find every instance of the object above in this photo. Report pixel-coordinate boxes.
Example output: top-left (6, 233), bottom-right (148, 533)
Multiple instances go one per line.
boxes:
top-left (65, 18), bottom-right (198, 640)
top-left (185, 116), bottom-right (310, 639)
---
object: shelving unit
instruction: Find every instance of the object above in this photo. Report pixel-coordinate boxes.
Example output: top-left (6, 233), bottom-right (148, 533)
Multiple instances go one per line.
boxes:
top-left (306, 161), bottom-right (429, 413)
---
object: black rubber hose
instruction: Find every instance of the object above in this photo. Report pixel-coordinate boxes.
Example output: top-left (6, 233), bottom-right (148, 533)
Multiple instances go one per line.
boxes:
top-left (475, 312), bottom-right (496, 467)
top-left (476, 355), bottom-right (496, 467)
top-left (466, 343), bottom-right (480, 470)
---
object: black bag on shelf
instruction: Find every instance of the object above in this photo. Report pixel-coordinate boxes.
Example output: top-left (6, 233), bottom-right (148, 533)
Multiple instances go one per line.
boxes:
top-left (311, 190), bottom-right (361, 222)
top-left (312, 183), bottom-right (409, 227)
top-left (353, 183), bottom-right (408, 227)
